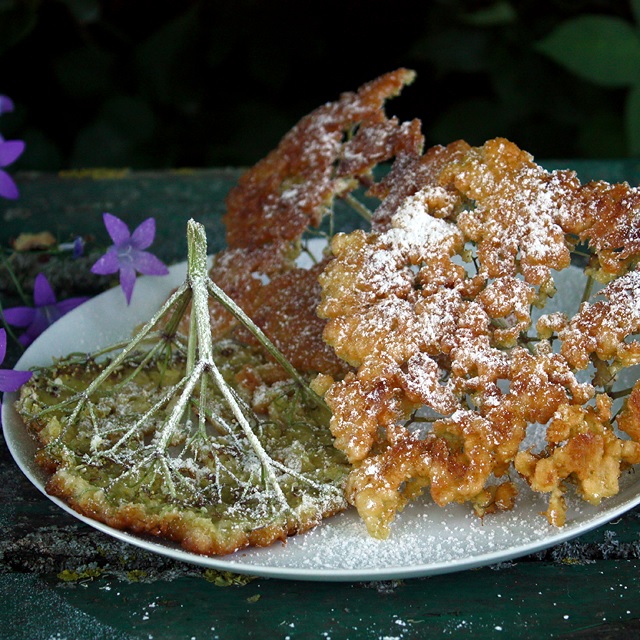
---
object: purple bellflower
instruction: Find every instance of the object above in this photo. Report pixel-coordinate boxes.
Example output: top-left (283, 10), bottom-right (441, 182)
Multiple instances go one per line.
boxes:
top-left (3, 273), bottom-right (89, 347)
top-left (58, 236), bottom-right (85, 259)
top-left (0, 328), bottom-right (32, 409)
top-left (0, 95), bottom-right (15, 115)
top-left (0, 134), bottom-right (25, 200)
top-left (72, 235), bottom-right (85, 258)
top-left (91, 213), bottom-right (168, 305)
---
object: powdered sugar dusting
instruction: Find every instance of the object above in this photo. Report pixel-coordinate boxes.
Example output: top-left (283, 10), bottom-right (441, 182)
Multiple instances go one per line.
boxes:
top-left (603, 268), bottom-right (640, 321)
top-left (382, 186), bottom-right (462, 257)
top-left (217, 462), bottom-right (640, 576)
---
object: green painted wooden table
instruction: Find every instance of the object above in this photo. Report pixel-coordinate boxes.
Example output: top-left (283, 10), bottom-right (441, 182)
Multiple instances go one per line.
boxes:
top-left (3, 163), bottom-right (640, 640)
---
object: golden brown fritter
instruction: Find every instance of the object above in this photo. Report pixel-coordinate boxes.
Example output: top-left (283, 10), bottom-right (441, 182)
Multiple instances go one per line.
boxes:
top-left (233, 262), bottom-right (348, 377)
top-left (369, 139), bottom-right (471, 231)
top-left (317, 137), bottom-right (640, 538)
top-left (577, 181), bottom-right (640, 279)
top-left (203, 69), bottom-right (426, 376)
top-left (223, 68), bottom-right (422, 249)
top-left (18, 344), bottom-right (350, 556)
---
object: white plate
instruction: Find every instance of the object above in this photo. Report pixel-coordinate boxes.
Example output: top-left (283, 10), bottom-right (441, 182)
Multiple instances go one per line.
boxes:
top-left (3, 255), bottom-right (640, 582)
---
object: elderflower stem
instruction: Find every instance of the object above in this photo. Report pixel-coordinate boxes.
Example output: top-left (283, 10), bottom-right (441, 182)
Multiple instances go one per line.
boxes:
top-left (202, 273), bottom-right (328, 413)
top-left (581, 273), bottom-right (595, 304)
top-left (344, 193), bottom-right (373, 222)
top-left (186, 289), bottom-right (198, 375)
top-left (205, 277), bottom-right (308, 387)
top-left (109, 377), bottom-right (189, 453)
top-left (610, 387), bottom-right (632, 400)
top-left (155, 360), bottom-right (206, 450)
top-left (185, 220), bottom-right (289, 508)
top-left (187, 220), bottom-right (214, 362)
top-left (188, 220), bottom-right (327, 412)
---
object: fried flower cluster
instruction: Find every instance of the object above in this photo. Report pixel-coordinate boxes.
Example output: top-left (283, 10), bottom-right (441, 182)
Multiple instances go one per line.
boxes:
top-left (18, 341), bottom-right (350, 556)
top-left (316, 137), bottom-right (640, 538)
top-left (197, 69), bottom-right (426, 378)
top-left (177, 68), bottom-right (640, 540)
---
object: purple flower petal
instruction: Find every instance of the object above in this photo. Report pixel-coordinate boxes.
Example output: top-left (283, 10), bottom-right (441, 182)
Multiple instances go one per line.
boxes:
top-left (119, 266), bottom-right (137, 304)
top-left (0, 170), bottom-right (19, 199)
top-left (56, 296), bottom-right (89, 315)
top-left (131, 217), bottom-right (157, 251)
top-left (91, 247), bottom-right (121, 275)
top-left (72, 236), bottom-right (85, 258)
top-left (132, 250), bottom-right (169, 276)
top-left (94, 212), bottom-right (167, 304)
top-left (103, 213), bottom-right (131, 245)
top-left (0, 329), bottom-right (6, 362)
top-left (0, 369), bottom-right (32, 393)
top-left (0, 330), bottom-right (30, 393)
top-left (3, 276), bottom-right (90, 346)
top-left (0, 95), bottom-right (15, 115)
top-left (0, 140), bottom-right (25, 167)
top-left (3, 305), bottom-right (35, 328)
top-left (17, 312), bottom-right (50, 347)
top-left (33, 273), bottom-right (57, 307)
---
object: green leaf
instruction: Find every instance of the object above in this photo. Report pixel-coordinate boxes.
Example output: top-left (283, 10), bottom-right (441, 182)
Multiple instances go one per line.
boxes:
top-left (462, 0), bottom-right (516, 27)
top-left (536, 15), bottom-right (640, 87)
top-left (625, 82), bottom-right (640, 155)
top-left (632, 0), bottom-right (640, 27)
top-left (0, 0), bottom-right (39, 55)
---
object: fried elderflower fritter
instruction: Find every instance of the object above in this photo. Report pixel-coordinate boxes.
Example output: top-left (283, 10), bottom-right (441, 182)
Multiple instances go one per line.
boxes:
top-left (223, 68), bottom-right (422, 250)
top-left (317, 137), bottom-right (640, 538)
top-left (198, 68), bottom-right (426, 377)
top-left (16, 221), bottom-right (349, 556)
top-left (17, 340), bottom-right (349, 556)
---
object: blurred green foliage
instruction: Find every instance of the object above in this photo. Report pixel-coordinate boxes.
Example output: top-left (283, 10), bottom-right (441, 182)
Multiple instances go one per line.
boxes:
top-left (0, 0), bottom-right (637, 171)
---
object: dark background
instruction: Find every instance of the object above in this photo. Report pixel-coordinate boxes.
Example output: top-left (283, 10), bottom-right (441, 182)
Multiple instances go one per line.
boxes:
top-left (0, 0), bottom-right (635, 172)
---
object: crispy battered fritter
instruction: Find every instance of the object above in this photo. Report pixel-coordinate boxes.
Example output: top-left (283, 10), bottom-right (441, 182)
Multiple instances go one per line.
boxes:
top-left (318, 137), bottom-right (640, 538)
top-left (17, 342), bottom-right (350, 556)
top-left (193, 69), bottom-right (427, 376)
top-left (223, 68), bottom-right (421, 249)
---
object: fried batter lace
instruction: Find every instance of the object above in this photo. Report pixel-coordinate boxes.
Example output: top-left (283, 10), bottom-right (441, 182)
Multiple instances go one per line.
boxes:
top-left (317, 137), bottom-right (640, 538)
